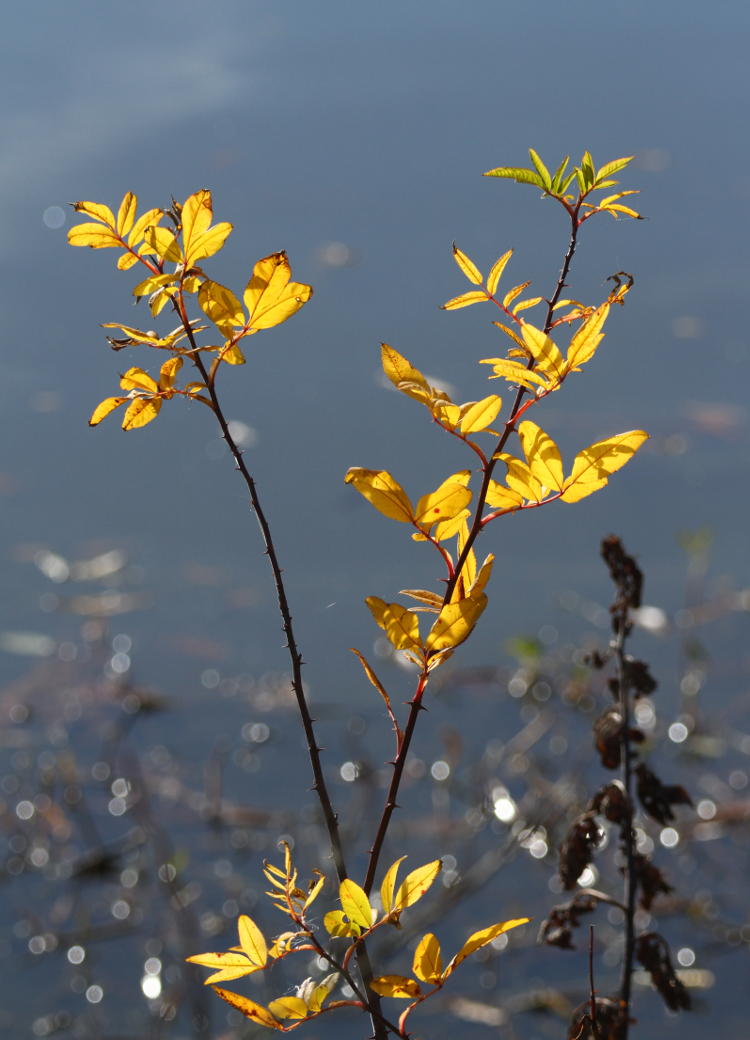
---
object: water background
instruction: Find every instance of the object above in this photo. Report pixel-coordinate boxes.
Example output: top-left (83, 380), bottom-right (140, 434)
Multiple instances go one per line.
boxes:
top-left (1, 2), bottom-right (749, 1037)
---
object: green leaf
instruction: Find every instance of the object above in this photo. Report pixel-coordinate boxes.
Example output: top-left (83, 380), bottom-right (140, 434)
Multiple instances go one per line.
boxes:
top-left (550, 155), bottom-right (570, 194)
top-left (483, 166), bottom-right (545, 188)
top-left (528, 149), bottom-right (551, 190)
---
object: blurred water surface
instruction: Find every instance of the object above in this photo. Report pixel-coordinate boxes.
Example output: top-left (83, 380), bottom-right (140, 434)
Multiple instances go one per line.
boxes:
top-left (1, 2), bottom-right (749, 1037)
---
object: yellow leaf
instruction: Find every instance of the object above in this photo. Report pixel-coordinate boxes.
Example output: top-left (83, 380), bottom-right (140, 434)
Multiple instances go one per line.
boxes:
top-left (394, 860), bottom-right (441, 911)
top-left (502, 281), bottom-right (530, 308)
top-left (186, 951), bottom-right (253, 970)
top-left (144, 226), bottom-right (183, 263)
top-left (453, 520), bottom-right (476, 595)
top-left (202, 965), bottom-right (263, 986)
top-left (370, 975), bottom-right (422, 999)
top-left (128, 207), bottom-right (164, 246)
top-left (381, 857), bottom-right (407, 915)
top-left (452, 243), bottom-right (482, 284)
top-left (459, 395), bottom-right (502, 434)
top-left (181, 190), bottom-right (214, 254)
top-left (443, 918), bottom-right (530, 978)
top-left (244, 252), bottom-right (313, 331)
top-left (116, 252), bottom-right (139, 271)
top-left (158, 356), bottom-right (183, 391)
top-left (485, 481), bottom-right (523, 511)
top-left (344, 468), bottom-right (414, 523)
top-left (494, 454), bottom-right (543, 503)
top-left (567, 303), bottom-right (609, 371)
top-left (415, 476), bottom-right (472, 531)
top-left (513, 296), bottom-right (544, 314)
top-left (217, 342), bottom-right (246, 365)
top-left (430, 507), bottom-right (471, 543)
top-left (67, 223), bottom-right (123, 249)
top-left (561, 430), bottom-right (649, 503)
top-left (518, 421), bottom-right (564, 492)
top-left (412, 933), bottom-right (443, 984)
top-left (479, 357), bottom-right (549, 390)
top-left (89, 396), bottom-right (126, 426)
top-left (399, 589), bottom-right (444, 609)
top-left (520, 323), bottom-right (565, 383)
top-left (486, 249), bottom-right (512, 296)
top-left (324, 909), bottom-right (360, 938)
top-left (491, 321), bottom-right (528, 351)
top-left (308, 973), bottom-right (339, 1013)
top-left (469, 554), bottom-right (495, 597)
top-left (116, 192), bottom-right (137, 237)
top-left (187, 224), bottom-right (233, 266)
top-left (267, 996), bottom-right (309, 1020)
top-left (132, 272), bottom-right (176, 297)
top-left (432, 400), bottom-right (462, 427)
top-left (213, 988), bottom-right (282, 1029)
top-left (350, 648), bottom-right (394, 715)
top-left (72, 200), bottom-right (116, 226)
top-left (198, 279), bottom-right (244, 334)
top-left (120, 368), bottom-right (158, 393)
top-left (340, 879), bottom-right (375, 930)
top-left (238, 915), bottom-right (267, 967)
top-left (426, 595), bottom-right (487, 653)
top-left (381, 344), bottom-right (431, 404)
top-left (441, 290), bottom-right (488, 311)
top-left (365, 597), bottom-right (421, 652)
top-left (304, 874), bottom-right (326, 911)
top-left (123, 397), bottom-right (162, 430)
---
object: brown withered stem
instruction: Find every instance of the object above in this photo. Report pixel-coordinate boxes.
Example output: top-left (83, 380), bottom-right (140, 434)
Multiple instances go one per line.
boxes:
top-left (363, 199), bottom-right (585, 897)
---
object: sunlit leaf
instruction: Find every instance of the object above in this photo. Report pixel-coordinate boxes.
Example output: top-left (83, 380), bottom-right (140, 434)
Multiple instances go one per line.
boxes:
top-left (89, 396), bottom-right (126, 426)
top-left (452, 243), bottom-right (482, 285)
top-left (132, 272), bottom-right (176, 297)
top-left (350, 648), bottom-right (395, 716)
top-left (484, 481), bottom-right (523, 511)
top-left (198, 279), bottom-right (244, 335)
top-left (381, 343), bottom-right (431, 403)
top-left (426, 595), bottom-right (488, 653)
top-left (370, 975), bottom-right (422, 999)
top-left (267, 996), bottom-right (309, 1020)
top-left (513, 296), bottom-right (544, 314)
top-left (561, 430), bottom-right (649, 503)
top-left (494, 454), bottom-right (543, 503)
top-left (459, 395), bottom-right (502, 434)
top-left (502, 281), bottom-right (531, 308)
top-left (528, 149), bottom-right (551, 190)
top-left (518, 421), bottom-right (564, 492)
top-left (217, 342), bottom-right (246, 365)
top-left (213, 988), bottom-right (282, 1029)
top-left (365, 597), bottom-right (421, 652)
top-left (443, 918), bottom-right (530, 979)
top-left (128, 207), bottom-right (164, 246)
top-left (144, 226), bottom-right (183, 263)
top-left (238, 915), bottom-right (267, 967)
top-left (340, 879), bottom-right (376, 931)
top-left (430, 507), bottom-right (471, 543)
top-left (344, 468), bottom-right (414, 523)
top-left (67, 223), bottom-right (123, 249)
top-left (486, 249), bottom-right (512, 296)
top-left (399, 589), bottom-right (444, 609)
top-left (116, 252), bottom-right (139, 271)
top-left (303, 874), bottom-right (326, 911)
top-left (412, 933), bottom-right (443, 984)
top-left (550, 155), bottom-right (570, 194)
top-left (120, 367), bottom-right (158, 393)
top-left (324, 909), bottom-right (360, 938)
top-left (72, 200), bottom-right (116, 226)
top-left (122, 396), bottom-right (162, 430)
top-left (441, 290), bottom-right (488, 311)
top-left (415, 474), bottom-right (472, 530)
top-left (469, 554), bottom-right (494, 597)
top-left (595, 156), bottom-right (634, 182)
top-left (187, 225), bottom-right (234, 266)
top-left (520, 323), bottom-right (565, 383)
top-left (158, 356), bottom-right (183, 391)
top-left (483, 166), bottom-right (544, 188)
top-left (381, 857), bottom-right (407, 915)
top-left (244, 252), bottom-right (313, 331)
top-left (567, 303), bottom-right (609, 370)
top-left (394, 860), bottom-right (441, 911)
top-left (181, 190), bottom-right (214, 251)
top-left (479, 357), bottom-right (549, 390)
top-left (116, 192), bottom-right (137, 237)
top-left (308, 973), bottom-right (339, 1013)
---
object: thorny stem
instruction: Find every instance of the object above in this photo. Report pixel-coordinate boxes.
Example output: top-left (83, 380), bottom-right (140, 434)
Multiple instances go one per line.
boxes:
top-left (178, 301), bottom-right (387, 1040)
top-left (589, 926), bottom-right (601, 1040)
top-left (362, 200), bottom-right (583, 896)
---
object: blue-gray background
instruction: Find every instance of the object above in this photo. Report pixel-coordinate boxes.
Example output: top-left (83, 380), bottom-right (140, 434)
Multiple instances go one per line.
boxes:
top-left (1, 1), bottom-right (748, 1036)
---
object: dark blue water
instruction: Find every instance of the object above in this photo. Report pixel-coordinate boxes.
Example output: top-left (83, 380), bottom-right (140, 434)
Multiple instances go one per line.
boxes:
top-left (1, 2), bottom-right (749, 1036)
